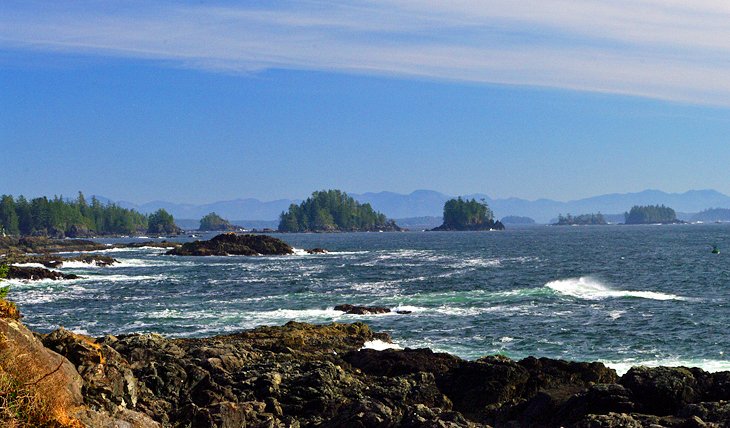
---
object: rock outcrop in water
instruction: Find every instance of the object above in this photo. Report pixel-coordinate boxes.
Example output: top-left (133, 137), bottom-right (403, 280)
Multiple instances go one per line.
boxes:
top-left (0, 236), bottom-right (108, 254)
top-left (1, 319), bottom-right (725, 427)
top-left (7, 265), bottom-right (79, 281)
top-left (334, 303), bottom-right (392, 314)
top-left (166, 233), bottom-right (293, 256)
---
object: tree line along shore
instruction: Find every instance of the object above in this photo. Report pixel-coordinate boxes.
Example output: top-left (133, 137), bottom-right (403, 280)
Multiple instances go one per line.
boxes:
top-left (1, 190), bottom-right (707, 237)
top-left (0, 190), bottom-right (507, 237)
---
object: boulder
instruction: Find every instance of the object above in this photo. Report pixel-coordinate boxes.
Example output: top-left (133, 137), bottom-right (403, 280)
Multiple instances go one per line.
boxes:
top-left (0, 318), bottom-right (84, 422)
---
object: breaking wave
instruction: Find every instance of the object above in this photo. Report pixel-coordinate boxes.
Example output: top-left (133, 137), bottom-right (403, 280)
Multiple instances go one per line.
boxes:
top-left (546, 277), bottom-right (687, 301)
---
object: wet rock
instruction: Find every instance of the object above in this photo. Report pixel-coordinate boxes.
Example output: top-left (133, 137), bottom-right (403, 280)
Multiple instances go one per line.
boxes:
top-left (167, 233), bottom-right (293, 256)
top-left (335, 304), bottom-right (391, 315)
top-left (306, 248), bottom-right (328, 254)
top-left (7, 265), bottom-right (79, 280)
top-left (8, 253), bottom-right (118, 268)
top-left (0, 236), bottom-right (107, 253)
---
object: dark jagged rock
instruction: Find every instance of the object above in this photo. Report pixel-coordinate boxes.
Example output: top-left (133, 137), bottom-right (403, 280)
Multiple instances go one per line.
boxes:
top-left (8, 254), bottom-right (118, 268)
top-left (7, 265), bottom-right (79, 280)
top-left (553, 383), bottom-right (636, 426)
top-left (306, 247), bottom-right (328, 254)
top-left (15, 319), bottom-right (730, 427)
top-left (620, 366), bottom-right (706, 415)
top-left (345, 348), bottom-right (461, 377)
top-left (122, 240), bottom-right (181, 249)
top-left (0, 236), bottom-right (107, 254)
top-left (334, 303), bottom-right (391, 315)
top-left (166, 233), bottom-right (293, 256)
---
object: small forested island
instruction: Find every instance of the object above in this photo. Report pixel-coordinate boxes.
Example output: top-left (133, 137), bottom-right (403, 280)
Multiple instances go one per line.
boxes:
top-left (624, 204), bottom-right (682, 224)
top-left (432, 197), bottom-right (504, 231)
top-left (554, 213), bottom-right (607, 226)
top-left (501, 215), bottom-right (536, 225)
top-left (691, 208), bottom-right (730, 222)
top-left (278, 190), bottom-right (401, 232)
top-left (146, 208), bottom-right (181, 235)
top-left (0, 193), bottom-right (179, 237)
top-left (198, 212), bottom-right (238, 231)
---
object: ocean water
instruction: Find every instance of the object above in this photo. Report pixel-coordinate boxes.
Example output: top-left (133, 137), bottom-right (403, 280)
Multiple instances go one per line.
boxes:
top-left (7, 225), bottom-right (730, 374)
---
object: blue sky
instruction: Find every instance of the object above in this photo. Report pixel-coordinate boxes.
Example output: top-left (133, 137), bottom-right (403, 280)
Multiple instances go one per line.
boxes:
top-left (2, 0), bottom-right (730, 204)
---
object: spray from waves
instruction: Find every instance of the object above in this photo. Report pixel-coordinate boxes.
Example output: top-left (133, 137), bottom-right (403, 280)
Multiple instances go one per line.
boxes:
top-left (361, 339), bottom-right (403, 351)
top-left (546, 277), bottom-right (687, 301)
top-left (603, 358), bottom-right (730, 376)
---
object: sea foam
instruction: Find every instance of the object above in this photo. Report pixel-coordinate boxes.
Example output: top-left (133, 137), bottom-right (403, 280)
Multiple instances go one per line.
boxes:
top-left (546, 277), bottom-right (687, 301)
top-left (604, 358), bottom-right (730, 376)
top-left (361, 339), bottom-right (403, 351)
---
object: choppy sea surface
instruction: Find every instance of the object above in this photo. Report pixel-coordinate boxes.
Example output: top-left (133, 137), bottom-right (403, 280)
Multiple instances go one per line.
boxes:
top-left (8, 225), bottom-right (730, 374)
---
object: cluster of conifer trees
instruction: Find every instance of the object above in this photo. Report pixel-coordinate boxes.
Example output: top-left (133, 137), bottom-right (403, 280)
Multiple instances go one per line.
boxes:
top-left (624, 204), bottom-right (678, 224)
top-left (0, 193), bottom-right (176, 236)
top-left (278, 190), bottom-right (399, 232)
top-left (555, 213), bottom-right (607, 225)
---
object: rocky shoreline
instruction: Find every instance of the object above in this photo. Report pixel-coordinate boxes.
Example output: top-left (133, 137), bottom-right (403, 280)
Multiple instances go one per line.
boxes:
top-left (2, 315), bottom-right (730, 427)
top-left (2, 235), bottom-right (730, 426)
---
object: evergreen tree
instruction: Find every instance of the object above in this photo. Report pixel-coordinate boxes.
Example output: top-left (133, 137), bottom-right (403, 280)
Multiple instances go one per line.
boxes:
top-left (148, 209), bottom-right (179, 234)
top-left (278, 190), bottom-right (400, 232)
top-left (199, 212), bottom-right (234, 231)
top-left (434, 198), bottom-right (503, 231)
top-left (0, 195), bottom-right (19, 235)
top-left (624, 205), bottom-right (678, 224)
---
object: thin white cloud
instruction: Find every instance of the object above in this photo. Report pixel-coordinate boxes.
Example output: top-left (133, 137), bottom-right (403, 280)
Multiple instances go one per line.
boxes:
top-left (2, 1), bottom-right (730, 105)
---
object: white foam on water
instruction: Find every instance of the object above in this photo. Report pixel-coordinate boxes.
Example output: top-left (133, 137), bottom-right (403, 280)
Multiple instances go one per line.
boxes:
top-left (546, 277), bottom-right (687, 301)
top-left (251, 308), bottom-right (344, 321)
top-left (78, 274), bottom-right (169, 283)
top-left (291, 248), bottom-right (310, 256)
top-left (2, 277), bottom-right (83, 287)
top-left (499, 336), bottom-right (514, 343)
top-left (454, 258), bottom-right (502, 269)
top-left (391, 305), bottom-right (427, 313)
top-left (58, 261), bottom-right (105, 269)
top-left (11, 263), bottom-right (47, 269)
top-left (604, 359), bottom-right (730, 376)
top-left (361, 340), bottom-right (403, 351)
top-left (609, 310), bottom-right (625, 320)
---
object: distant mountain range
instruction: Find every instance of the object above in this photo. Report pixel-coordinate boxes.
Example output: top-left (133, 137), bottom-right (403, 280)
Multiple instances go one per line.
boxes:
top-left (104, 189), bottom-right (730, 224)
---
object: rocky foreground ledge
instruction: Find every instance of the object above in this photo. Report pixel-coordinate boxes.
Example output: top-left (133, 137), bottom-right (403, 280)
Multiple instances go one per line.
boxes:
top-left (2, 318), bottom-right (730, 427)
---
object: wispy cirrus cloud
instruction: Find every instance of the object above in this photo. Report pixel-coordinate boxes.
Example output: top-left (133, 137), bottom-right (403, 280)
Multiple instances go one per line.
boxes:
top-left (2, 0), bottom-right (730, 105)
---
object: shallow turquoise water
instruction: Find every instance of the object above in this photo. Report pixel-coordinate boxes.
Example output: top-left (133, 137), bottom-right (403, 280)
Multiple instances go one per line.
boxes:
top-left (9, 224), bottom-right (730, 373)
